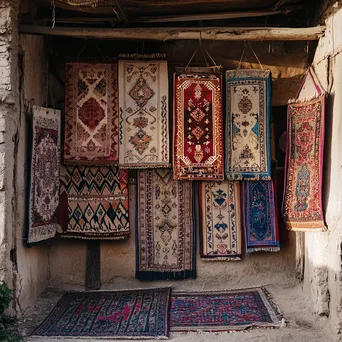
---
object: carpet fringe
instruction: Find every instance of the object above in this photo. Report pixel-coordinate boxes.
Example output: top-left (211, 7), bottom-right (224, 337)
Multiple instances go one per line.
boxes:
top-left (201, 257), bottom-right (241, 261)
top-left (247, 247), bottom-right (280, 253)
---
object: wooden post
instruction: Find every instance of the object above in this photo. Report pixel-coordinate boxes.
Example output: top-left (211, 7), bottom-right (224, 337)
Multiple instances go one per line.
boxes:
top-left (85, 241), bottom-right (101, 291)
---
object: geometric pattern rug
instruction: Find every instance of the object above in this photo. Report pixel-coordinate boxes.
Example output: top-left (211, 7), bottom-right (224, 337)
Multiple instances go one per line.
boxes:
top-left (170, 287), bottom-right (285, 332)
top-left (226, 69), bottom-right (272, 180)
top-left (59, 166), bottom-right (130, 240)
top-left (282, 95), bottom-right (326, 231)
top-left (31, 288), bottom-right (171, 339)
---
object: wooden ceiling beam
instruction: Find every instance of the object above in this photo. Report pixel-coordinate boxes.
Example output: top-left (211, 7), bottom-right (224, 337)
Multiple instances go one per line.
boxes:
top-left (19, 25), bottom-right (325, 41)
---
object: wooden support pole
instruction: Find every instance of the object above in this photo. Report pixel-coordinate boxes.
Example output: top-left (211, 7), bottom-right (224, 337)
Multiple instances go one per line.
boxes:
top-left (19, 25), bottom-right (325, 41)
top-left (85, 241), bottom-right (101, 291)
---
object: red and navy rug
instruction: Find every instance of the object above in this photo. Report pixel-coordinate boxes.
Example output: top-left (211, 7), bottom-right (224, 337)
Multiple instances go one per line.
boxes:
top-left (170, 287), bottom-right (284, 332)
top-left (32, 288), bottom-right (171, 339)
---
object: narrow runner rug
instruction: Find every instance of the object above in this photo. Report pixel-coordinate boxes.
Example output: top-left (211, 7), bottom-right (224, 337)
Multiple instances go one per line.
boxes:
top-left (173, 73), bottom-right (224, 180)
top-left (243, 180), bottom-right (280, 253)
top-left (226, 69), bottom-right (272, 180)
top-left (282, 95), bottom-right (326, 231)
top-left (199, 181), bottom-right (242, 260)
top-left (64, 61), bottom-right (118, 165)
top-left (136, 169), bottom-right (196, 280)
top-left (32, 288), bottom-right (171, 339)
top-left (170, 287), bottom-right (285, 332)
top-left (118, 59), bottom-right (169, 168)
top-left (27, 106), bottom-right (61, 244)
top-left (59, 166), bottom-right (130, 240)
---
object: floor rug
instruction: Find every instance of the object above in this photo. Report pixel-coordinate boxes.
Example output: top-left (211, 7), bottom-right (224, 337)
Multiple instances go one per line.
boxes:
top-left (32, 288), bottom-right (171, 339)
top-left (226, 69), bottom-right (272, 180)
top-left (27, 106), bottom-right (61, 244)
top-left (136, 169), bottom-right (196, 280)
top-left (173, 73), bottom-right (224, 180)
top-left (59, 166), bottom-right (130, 240)
top-left (118, 59), bottom-right (169, 168)
top-left (170, 288), bottom-right (284, 332)
top-left (282, 95), bottom-right (326, 231)
top-left (243, 180), bottom-right (280, 253)
top-left (64, 61), bottom-right (118, 165)
top-left (198, 181), bottom-right (242, 260)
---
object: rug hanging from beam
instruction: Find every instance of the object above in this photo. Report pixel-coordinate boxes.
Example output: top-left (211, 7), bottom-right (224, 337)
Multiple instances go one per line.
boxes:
top-left (27, 106), bottom-right (61, 244)
top-left (243, 180), bottom-right (280, 253)
top-left (118, 59), bottom-right (169, 168)
top-left (136, 169), bottom-right (196, 280)
top-left (282, 95), bottom-right (326, 231)
top-left (170, 287), bottom-right (285, 332)
top-left (59, 166), bottom-right (130, 240)
top-left (64, 61), bottom-right (118, 165)
top-left (198, 181), bottom-right (242, 260)
top-left (173, 73), bottom-right (224, 180)
top-left (225, 69), bottom-right (272, 180)
top-left (32, 288), bottom-right (171, 339)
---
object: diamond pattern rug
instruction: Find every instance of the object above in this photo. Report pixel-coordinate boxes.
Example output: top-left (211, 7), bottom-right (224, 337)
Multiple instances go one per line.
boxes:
top-left (32, 288), bottom-right (171, 339)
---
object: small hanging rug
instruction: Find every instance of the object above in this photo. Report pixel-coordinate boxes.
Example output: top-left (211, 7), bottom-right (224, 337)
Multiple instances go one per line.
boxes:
top-left (225, 70), bottom-right (272, 180)
top-left (32, 288), bottom-right (171, 339)
top-left (170, 287), bottom-right (284, 332)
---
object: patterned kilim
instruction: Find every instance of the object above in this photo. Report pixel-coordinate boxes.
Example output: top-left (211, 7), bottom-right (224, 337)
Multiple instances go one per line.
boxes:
top-left (32, 288), bottom-right (171, 339)
top-left (64, 62), bottom-right (118, 165)
top-left (170, 288), bottom-right (284, 332)
top-left (173, 73), bottom-right (224, 180)
top-left (199, 181), bottom-right (242, 260)
top-left (282, 95), bottom-right (326, 231)
top-left (118, 60), bottom-right (169, 168)
top-left (60, 166), bottom-right (129, 239)
top-left (137, 169), bottom-right (196, 280)
top-left (27, 106), bottom-right (61, 244)
top-left (226, 70), bottom-right (272, 180)
top-left (243, 181), bottom-right (280, 253)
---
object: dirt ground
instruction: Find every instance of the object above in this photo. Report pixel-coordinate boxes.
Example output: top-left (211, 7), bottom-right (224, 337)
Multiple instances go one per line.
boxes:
top-left (19, 279), bottom-right (335, 342)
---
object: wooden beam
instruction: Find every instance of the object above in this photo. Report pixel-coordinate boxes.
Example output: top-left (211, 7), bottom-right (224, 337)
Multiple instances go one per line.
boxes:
top-left (85, 241), bottom-right (101, 291)
top-left (19, 25), bottom-right (325, 41)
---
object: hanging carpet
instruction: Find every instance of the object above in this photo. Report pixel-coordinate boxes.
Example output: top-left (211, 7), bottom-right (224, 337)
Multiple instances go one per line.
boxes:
top-left (198, 181), bottom-right (242, 260)
top-left (64, 61), bottom-right (118, 165)
top-left (27, 106), bottom-right (61, 244)
top-left (226, 69), bottom-right (272, 180)
top-left (170, 287), bottom-right (284, 332)
top-left (136, 169), bottom-right (196, 280)
top-left (243, 180), bottom-right (280, 252)
top-left (118, 59), bottom-right (169, 168)
top-left (59, 166), bottom-right (130, 240)
top-left (32, 288), bottom-right (171, 339)
top-left (282, 95), bottom-right (326, 231)
top-left (173, 73), bottom-right (224, 180)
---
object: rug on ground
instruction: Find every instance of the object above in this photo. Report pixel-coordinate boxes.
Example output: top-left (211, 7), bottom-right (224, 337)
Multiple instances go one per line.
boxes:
top-left (226, 69), bottom-right (272, 180)
top-left (136, 169), bottom-right (196, 280)
top-left (64, 61), bottom-right (118, 164)
top-left (27, 106), bottom-right (61, 244)
top-left (173, 72), bottom-right (224, 180)
top-left (243, 180), bottom-right (280, 252)
top-left (170, 287), bottom-right (284, 332)
top-left (282, 95), bottom-right (326, 231)
top-left (32, 288), bottom-right (171, 339)
top-left (59, 166), bottom-right (130, 239)
top-left (118, 59), bottom-right (169, 168)
top-left (198, 181), bottom-right (242, 260)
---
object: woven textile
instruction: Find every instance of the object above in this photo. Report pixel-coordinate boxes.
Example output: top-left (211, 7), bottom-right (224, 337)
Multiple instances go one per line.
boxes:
top-left (282, 95), bottom-right (326, 231)
top-left (137, 169), bottom-right (196, 280)
top-left (60, 166), bottom-right (129, 240)
top-left (199, 181), bottom-right (242, 260)
top-left (173, 73), bottom-right (224, 180)
top-left (27, 106), bottom-right (61, 244)
top-left (64, 62), bottom-right (118, 165)
top-left (243, 181), bottom-right (280, 252)
top-left (170, 288), bottom-right (284, 332)
top-left (118, 60), bottom-right (169, 168)
top-left (32, 288), bottom-right (171, 339)
top-left (226, 69), bottom-right (272, 180)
